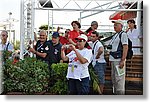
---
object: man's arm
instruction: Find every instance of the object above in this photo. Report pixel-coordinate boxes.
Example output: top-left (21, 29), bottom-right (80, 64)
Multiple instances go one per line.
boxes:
top-left (29, 48), bottom-right (47, 58)
top-left (61, 45), bottom-right (69, 61)
top-left (96, 47), bottom-right (103, 59)
top-left (68, 38), bottom-right (76, 46)
top-left (119, 44), bottom-right (128, 68)
top-left (121, 44), bottom-right (128, 61)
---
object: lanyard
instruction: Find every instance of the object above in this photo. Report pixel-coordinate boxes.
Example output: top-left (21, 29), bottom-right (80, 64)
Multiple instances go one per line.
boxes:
top-left (37, 44), bottom-right (43, 51)
top-left (108, 31), bottom-right (123, 45)
top-left (92, 40), bottom-right (98, 55)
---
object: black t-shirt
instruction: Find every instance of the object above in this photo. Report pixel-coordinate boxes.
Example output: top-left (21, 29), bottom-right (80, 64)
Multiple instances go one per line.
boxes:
top-left (47, 40), bottom-right (62, 66)
top-left (35, 40), bottom-right (50, 63)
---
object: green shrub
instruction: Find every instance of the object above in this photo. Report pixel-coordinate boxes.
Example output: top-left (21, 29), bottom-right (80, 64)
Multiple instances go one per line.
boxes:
top-left (3, 57), bottom-right (50, 94)
top-left (50, 63), bottom-right (68, 95)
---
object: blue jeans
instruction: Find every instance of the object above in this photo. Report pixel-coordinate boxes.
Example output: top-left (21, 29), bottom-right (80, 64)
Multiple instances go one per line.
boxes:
top-left (94, 62), bottom-right (106, 84)
top-left (68, 77), bottom-right (90, 95)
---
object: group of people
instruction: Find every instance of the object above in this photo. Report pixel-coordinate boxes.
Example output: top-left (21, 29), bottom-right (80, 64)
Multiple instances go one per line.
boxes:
top-left (0, 19), bottom-right (142, 95)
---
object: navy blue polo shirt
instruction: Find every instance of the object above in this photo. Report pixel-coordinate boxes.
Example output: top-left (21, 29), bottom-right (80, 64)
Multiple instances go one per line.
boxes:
top-left (47, 40), bottom-right (62, 66)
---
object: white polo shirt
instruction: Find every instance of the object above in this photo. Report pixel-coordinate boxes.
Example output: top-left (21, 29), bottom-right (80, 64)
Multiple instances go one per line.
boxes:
top-left (109, 32), bottom-right (128, 61)
top-left (66, 48), bottom-right (92, 81)
top-left (88, 40), bottom-right (106, 66)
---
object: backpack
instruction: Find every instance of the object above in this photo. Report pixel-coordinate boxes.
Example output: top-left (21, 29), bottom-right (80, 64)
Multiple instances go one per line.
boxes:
top-left (118, 32), bottom-right (133, 59)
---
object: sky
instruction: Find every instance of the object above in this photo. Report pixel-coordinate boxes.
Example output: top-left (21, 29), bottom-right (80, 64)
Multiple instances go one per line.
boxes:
top-left (0, 0), bottom-right (119, 41)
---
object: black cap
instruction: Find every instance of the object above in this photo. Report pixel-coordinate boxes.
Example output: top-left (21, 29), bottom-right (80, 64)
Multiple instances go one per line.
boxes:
top-left (52, 32), bottom-right (59, 38)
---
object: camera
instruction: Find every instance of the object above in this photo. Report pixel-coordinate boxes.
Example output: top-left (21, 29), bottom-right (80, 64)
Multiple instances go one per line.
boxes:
top-left (65, 45), bottom-right (69, 49)
top-left (107, 45), bottom-right (112, 49)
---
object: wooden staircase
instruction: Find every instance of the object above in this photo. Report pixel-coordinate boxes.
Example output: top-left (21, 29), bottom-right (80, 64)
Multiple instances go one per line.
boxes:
top-left (104, 55), bottom-right (143, 95)
top-left (105, 55), bottom-right (143, 82)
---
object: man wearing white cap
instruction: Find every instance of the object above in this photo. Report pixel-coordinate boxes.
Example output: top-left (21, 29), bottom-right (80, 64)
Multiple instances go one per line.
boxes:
top-left (108, 20), bottom-right (128, 95)
top-left (61, 34), bottom-right (92, 95)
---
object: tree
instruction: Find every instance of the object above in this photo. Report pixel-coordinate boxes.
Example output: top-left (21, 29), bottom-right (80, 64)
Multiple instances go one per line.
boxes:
top-left (39, 25), bottom-right (55, 30)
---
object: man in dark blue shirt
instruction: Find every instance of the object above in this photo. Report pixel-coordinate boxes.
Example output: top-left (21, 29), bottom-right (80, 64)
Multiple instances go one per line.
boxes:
top-left (29, 30), bottom-right (50, 65)
top-left (47, 32), bottom-right (62, 87)
top-left (48, 32), bottom-right (62, 66)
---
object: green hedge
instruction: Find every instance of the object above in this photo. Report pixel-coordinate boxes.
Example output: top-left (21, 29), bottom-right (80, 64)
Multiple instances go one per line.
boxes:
top-left (50, 63), bottom-right (68, 95)
top-left (3, 57), bottom-right (50, 94)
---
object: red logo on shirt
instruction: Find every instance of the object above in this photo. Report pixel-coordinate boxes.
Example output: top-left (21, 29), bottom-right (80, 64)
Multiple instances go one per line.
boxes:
top-left (74, 57), bottom-right (78, 61)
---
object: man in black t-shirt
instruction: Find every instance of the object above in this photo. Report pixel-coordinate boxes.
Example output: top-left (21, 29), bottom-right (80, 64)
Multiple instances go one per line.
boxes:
top-left (29, 30), bottom-right (50, 65)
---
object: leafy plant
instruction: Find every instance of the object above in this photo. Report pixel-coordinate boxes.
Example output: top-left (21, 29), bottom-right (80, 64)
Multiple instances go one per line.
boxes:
top-left (3, 57), bottom-right (50, 94)
top-left (50, 63), bottom-right (68, 95)
top-left (2, 51), bottom-right (12, 62)
top-left (89, 65), bottom-right (102, 94)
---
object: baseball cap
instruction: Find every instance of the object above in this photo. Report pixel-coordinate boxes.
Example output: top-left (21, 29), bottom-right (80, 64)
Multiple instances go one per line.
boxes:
top-left (112, 20), bottom-right (124, 25)
top-left (52, 32), bottom-right (59, 38)
top-left (75, 34), bottom-right (88, 41)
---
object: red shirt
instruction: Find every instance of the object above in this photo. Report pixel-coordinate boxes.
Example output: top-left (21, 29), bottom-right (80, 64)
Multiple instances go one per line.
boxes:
top-left (59, 36), bottom-right (69, 45)
top-left (68, 30), bottom-right (83, 43)
top-left (59, 36), bottom-right (71, 54)
top-left (87, 30), bottom-right (93, 37)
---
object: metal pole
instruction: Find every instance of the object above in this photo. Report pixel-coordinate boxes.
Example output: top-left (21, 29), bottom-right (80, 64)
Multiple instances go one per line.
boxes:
top-left (20, 0), bottom-right (24, 59)
top-left (31, 0), bottom-right (35, 57)
top-left (137, 1), bottom-right (142, 33)
top-left (48, 10), bottom-right (50, 39)
top-left (8, 12), bottom-right (12, 42)
top-left (35, 8), bottom-right (143, 11)
top-left (78, 12), bottom-right (81, 24)
top-left (52, 10), bottom-right (53, 33)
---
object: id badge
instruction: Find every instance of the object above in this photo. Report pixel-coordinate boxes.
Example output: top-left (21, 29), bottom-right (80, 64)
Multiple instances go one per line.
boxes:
top-left (71, 65), bottom-right (74, 72)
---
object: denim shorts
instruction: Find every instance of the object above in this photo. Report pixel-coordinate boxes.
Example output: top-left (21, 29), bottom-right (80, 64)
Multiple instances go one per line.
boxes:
top-left (94, 62), bottom-right (106, 84)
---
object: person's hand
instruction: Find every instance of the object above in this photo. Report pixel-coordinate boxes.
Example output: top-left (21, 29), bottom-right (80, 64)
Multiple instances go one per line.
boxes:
top-left (28, 48), bottom-right (36, 53)
top-left (69, 44), bottom-right (76, 51)
top-left (119, 60), bottom-right (125, 69)
top-left (96, 55), bottom-right (100, 59)
top-left (61, 45), bottom-right (66, 51)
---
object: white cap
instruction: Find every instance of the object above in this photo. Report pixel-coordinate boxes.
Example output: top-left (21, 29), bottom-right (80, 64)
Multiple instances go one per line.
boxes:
top-left (112, 20), bottom-right (123, 25)
top-left (75, 34), bottom-right (88, 41)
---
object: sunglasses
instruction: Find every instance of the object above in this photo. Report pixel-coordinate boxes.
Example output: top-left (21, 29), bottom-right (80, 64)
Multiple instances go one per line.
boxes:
top-left (76, 40), bottom-right (85, 42)
top-left (65, 31), bottom-right (69, 34)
